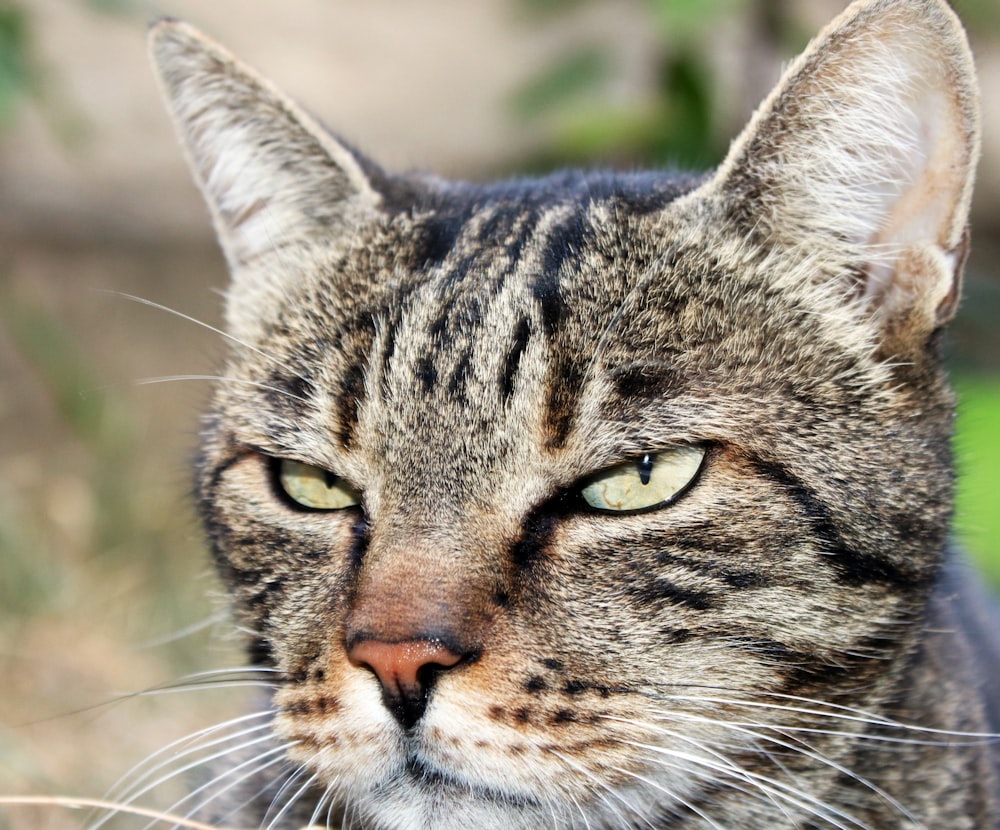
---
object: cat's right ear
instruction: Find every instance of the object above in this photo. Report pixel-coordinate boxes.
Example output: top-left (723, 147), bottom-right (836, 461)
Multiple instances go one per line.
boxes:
top-left (703, 0), bottom-right (979, 353)
top-left (148, 20), bottom-right (380, 292)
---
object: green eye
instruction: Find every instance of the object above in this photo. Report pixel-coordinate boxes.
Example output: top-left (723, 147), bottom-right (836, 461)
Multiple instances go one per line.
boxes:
top-left (278, 459), bottom-right (362, 510)
top-left (581, 446), bottom-right (705, 513)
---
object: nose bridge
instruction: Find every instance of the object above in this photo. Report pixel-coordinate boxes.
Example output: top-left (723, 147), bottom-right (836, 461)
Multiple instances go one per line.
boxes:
top-left (345, 522), bottom-right (504, 649)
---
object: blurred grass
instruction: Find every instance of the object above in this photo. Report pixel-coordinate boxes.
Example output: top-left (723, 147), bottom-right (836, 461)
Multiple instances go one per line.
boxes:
top-left (0, 246), bottom-right (243, 826)
top-left (955, 376), bottom-right (1000, 588)
top-left (0, 3), bottom-right (33, 127)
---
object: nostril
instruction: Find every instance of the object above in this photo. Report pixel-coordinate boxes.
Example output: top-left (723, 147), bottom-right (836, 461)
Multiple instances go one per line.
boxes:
top-left (347, 638), bottom-right (463, 729)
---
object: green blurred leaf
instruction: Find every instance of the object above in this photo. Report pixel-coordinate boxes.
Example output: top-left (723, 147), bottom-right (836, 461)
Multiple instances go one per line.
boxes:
top-left (0, 297), bottom-right (108, 445)
top-left (649, 0), bottom-right (745, 38)
top-left (955, 376), bottom-right (1000, 589)
top-left (0, 3), bottom-right (31, 125)
top-left (951, 0), bottom-right (1000, 32)
top-left (510, 46), bottom-right (610, 119)
top-left (514, 0), bottom-right (595, 21)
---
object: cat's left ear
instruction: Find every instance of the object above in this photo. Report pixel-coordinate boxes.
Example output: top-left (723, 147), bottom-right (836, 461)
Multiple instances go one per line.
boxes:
top-left (148, 19), bottom-right (380, 271)
top-left (708, 0), bottom-right (979, 344)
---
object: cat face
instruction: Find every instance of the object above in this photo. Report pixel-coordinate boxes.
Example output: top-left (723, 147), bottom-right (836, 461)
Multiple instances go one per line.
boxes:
top-left (150, 0), bottom-right (980, 827)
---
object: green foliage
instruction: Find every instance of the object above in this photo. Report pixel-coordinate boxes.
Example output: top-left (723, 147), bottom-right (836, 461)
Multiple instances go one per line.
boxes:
top-left (0, 289), bottom-right (208, 658)
top-left (0, 0), bottom-right (136, 133)
top-left (507, 0), bottom-right (811, 171)
top-left (951, 0), bottom-right (1000, 31)
top-left (511, 46), bottom-right (610, 120)
top-left (955, 377), bottom-right (1000, 588)
top-left (0, 298), bottom-right (111, 445)
top-left (0, 3), bottom-right (33, 126)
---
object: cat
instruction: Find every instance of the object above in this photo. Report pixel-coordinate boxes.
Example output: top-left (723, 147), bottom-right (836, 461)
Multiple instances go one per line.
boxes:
top-left (142, 0), bottom-right (999, 827)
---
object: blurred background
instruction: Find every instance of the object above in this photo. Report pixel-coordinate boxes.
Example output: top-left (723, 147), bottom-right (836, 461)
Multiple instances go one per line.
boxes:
top-left (1, 0), bottom-right (998, 826)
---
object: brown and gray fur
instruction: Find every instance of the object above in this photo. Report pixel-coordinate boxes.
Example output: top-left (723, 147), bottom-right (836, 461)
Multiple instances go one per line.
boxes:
top-left (141, 0), bottom-right (999, 827)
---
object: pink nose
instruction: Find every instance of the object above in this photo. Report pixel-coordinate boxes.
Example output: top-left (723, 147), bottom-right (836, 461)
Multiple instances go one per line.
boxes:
top-left (347, 639), bottom-right (463, 728)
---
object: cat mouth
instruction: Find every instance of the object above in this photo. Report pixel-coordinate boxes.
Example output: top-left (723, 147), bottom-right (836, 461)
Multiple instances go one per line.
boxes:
top-left (400, 754), bottom-right (537, 808)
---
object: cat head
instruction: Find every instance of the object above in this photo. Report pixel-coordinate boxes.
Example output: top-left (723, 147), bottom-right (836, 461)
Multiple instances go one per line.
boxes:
top-left (150, 1), bottom-right (979, 827)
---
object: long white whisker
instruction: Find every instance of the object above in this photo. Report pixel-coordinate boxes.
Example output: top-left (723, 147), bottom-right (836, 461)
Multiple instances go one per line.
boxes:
top-left (168, 743), bottom-right (296, 828)
top-left (305, 779), bottom-right (337, 830)
top-left (98, 710), bottom-right (274, 812)
top-left (134, 614), bottom-right (231, 649)
top-left (263, 768), bottom-right (320, 830)
top-left (603, 714), bottom-right (799, 823)
top-left (106, 667), bottom-right (284, 704)
top-left (132, 375), bottom-right (310, 403)
top-left (621, 736), bottom-right (873, 830)
top-left (655, 690), bottom-right (1000, 741)
top-left (602, 712), bottom-right (871, 829)
top-left (105, 718), bottom-right (276, 814)
top-left (114, 731), bottom-right (280, 825)
top-left (655, 709), bottom-right (919, 825)
top-left (606, 762), bottom-right (731, 830)
top-left (99, 290), bottom-right (314, 387)
top-left (547, 749), bottom-right (640, 829)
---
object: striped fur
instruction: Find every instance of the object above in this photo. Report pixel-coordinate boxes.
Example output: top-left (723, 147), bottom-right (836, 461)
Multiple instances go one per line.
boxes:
top-left (147, 1), bottom-right (998, 827)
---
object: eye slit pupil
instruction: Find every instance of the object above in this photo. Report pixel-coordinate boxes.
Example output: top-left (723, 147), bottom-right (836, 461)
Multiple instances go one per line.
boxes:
top-left (323, 469), bottom-right (338, 488)
top-left (637, 454), bottom-right (654, 486)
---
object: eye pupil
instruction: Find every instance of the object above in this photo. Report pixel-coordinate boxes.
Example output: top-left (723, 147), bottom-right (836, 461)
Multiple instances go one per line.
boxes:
top-left (324, 469), bottom-right (338, 488)
top-left (637, 454), bottom-right (653, 486)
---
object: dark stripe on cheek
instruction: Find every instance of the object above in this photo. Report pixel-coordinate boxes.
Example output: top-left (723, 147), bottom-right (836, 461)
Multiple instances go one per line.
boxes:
top-left (511, 505), bottom-right (560, 572)
top-left (750, 457), bottom-right (929, 589)
top-left (623, 576), bottom-right (716, 611)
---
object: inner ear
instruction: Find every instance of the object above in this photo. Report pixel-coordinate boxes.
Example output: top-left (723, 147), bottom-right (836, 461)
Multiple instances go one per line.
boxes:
top-left (860, 66), bottom-right (976, 326)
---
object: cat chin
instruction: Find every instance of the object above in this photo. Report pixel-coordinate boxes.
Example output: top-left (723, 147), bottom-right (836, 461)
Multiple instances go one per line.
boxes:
top-left (332, 771), bottom-right (640, 830)
top-left (292, 754), bottom-right (554, 830)
top-left (288, 737), bottom-right (678, 830)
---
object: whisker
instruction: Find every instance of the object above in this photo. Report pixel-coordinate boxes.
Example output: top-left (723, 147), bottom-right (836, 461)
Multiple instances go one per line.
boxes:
top-left (158, 743), bottom-right (296, 829)
top-left (12, 668), bottom-right (282, 729)
top-left (602, 714), bottom-right (873, 829)
top-left (100, 731), bottom-right (280, 827)
top-left (629, 738), bottom-right (869, 830)
top-left (0, 796), bottom-right (224, 830)
top-left (97, 290), bottom-right (314, 388)
top-left (102, 716), bottom-right (276, 817)
top-left (654, 709), bottom-right (918, 825)
top-left (100, 710), bottom-right (273, 804)
top-left (132, 375), bottom-right (310, 403)
top-left (135, 613), bottom-right (231, 650)
top-left (547, 749), bottom-right (642, 830)
top-left (605, 763), bottom-right (730, 830)
top-left (304, 779), bottom-right (337, 830)
top-left (653, 688), bottom-right (1000, 741)
top-left (263, 767), bottom-right (320, 830)
top-left (602, 714), bottom-right (798, 823)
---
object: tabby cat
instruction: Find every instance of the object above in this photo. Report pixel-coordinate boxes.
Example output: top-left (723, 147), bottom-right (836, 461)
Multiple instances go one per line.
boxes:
top-left (145, 0), bottom-right (999, 827)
